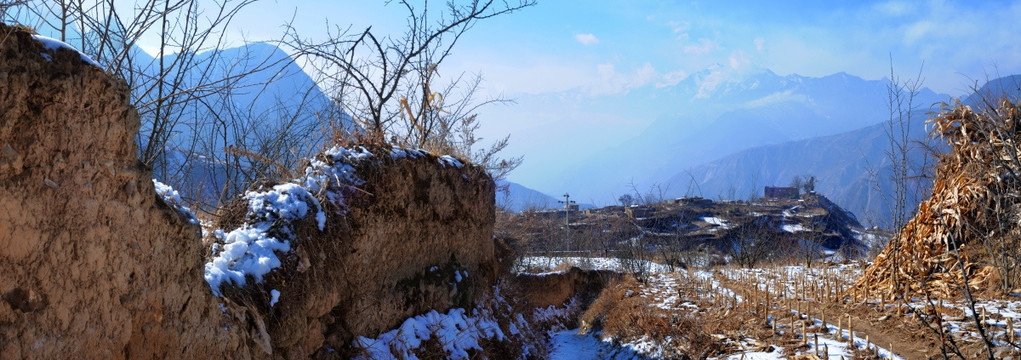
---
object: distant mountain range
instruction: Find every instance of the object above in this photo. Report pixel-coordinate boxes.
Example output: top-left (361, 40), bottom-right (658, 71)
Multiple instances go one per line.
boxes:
top-left (497, 181), bottom-right (595, 212)
top-left (667, 75), bottom-right (1021, 228)
top-left (554, 68), bottom-right (950, 202)
top-left (965, 75), bottom-right (1021, 107)
top-left (497, 182), bottom-right (558, 211)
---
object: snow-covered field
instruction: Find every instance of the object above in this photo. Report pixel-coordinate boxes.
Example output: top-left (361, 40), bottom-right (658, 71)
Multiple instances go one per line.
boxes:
top-left (514, 256), bottom-right (674, 274)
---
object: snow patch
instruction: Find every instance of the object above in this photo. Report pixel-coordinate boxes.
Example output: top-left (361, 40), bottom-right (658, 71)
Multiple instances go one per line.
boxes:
top-left (438, 155), bottom-right (464, 168)
top-left (702, 216), bottom-right (731, 229)
top-left (353, 308), bottom-right (504, 360)
top-left (32, 34), bottom-right (100, 67)
top-left (390, 147), bottom-right (426, 159)
top-left (515, 256), bottom-right (672, 274)
top-left (152, 180), bottom-right (199, 225)
top-left (270, 289), bottom-right (280, 307)
top-left (202, 146), bottom-right (472, 298)
top-left (781, 223), bottom-right (808, 233)
top-left (204, 146), bottom-right (374, 296)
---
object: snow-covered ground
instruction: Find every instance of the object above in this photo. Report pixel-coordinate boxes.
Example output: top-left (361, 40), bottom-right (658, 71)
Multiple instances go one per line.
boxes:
top-left (781, 223), bottom-right (808, 233)
top-left (514, 256), bottom-right (674, 274)
top-left (348, 256), bottom-right (1021, 359)
top-left (352, 308), bottom-right (506, 360)
top-left (549, 330), bottom-right (646, 360)
top-left (702, 216), bottom-right (731, 229)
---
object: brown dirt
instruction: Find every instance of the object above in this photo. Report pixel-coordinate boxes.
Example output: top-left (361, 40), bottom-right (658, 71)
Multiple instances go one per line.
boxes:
top-left (717, 271), bottom-right (987, 360)
top-left (511, 267), bottom-right (619, 309)
top-left (0, 23), bottom-right (253, 359)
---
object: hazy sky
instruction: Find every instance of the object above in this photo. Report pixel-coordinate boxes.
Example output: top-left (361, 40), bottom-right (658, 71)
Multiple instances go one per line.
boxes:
top-left (72, 1), bottom-right (1021, 194)
top-left (161, 0), bottom-right (1021, 194)
top-left (207, 0), bottom-right (1021, 97)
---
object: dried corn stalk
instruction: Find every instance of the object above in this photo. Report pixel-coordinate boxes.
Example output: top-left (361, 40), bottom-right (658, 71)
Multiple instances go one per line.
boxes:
top-left (853, 100), bottom-right (1021, 299)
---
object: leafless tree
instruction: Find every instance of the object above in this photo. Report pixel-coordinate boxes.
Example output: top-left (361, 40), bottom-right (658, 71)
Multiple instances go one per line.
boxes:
top-left (730, 219), bottom-right (770, 268)
top-left (3, 0), bottom-right (332, 210)
top-left (863, 59), bottom-right (927, 295)
top-left (285, 0), bottom-right (532, 184)
top-left (884, 58), bottom-right (925, 232)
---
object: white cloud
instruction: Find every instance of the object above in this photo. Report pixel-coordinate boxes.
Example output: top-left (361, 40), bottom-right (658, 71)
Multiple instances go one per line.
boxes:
top-left (744, 89), bottom-right (812, 108)
top-left (728, 50), bottom-right (750, 70)
top-left (754, 37), bottom-right (765, 52)
top-left (669, 20), bottom-right (690, 34)
top-left (657, 70), bottom-right (690, 87)
top-left (669, 20), bottom-right (691, 40)
top-left (574, 33), bottom-right (600, 46)
top-left (586, 62), bottom-right (678, 96)
top-left (683, 38), bottom-right (719, 55)
top-left (903, 20), bottom-right (936, 45)
top-left (875, 0), bottom-right (911, 17)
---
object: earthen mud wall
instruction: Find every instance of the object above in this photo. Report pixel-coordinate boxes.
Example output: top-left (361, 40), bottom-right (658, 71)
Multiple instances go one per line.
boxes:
top-left (0, 23), bottom-right (250, 359)
top-left (0, 22), bottom-right (498, 359)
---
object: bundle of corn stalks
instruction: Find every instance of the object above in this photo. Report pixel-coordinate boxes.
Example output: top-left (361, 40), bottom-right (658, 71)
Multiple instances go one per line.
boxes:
top-left (853, 99), bottom-right (1021, 299)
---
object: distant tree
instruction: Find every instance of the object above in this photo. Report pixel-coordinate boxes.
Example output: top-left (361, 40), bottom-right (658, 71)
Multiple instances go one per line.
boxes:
top-left (804, 176), bottom-right (817, 193)
top-left (789, 175), bottom-right (803, 192)
top-left (731, 220), bottom-right (771, 268)
top-left (618, 194), bottom-right (635, 207)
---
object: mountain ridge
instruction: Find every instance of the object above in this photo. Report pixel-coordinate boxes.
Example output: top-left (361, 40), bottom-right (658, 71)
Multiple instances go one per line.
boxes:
top-left (550, 69), bottom-right (950, 203)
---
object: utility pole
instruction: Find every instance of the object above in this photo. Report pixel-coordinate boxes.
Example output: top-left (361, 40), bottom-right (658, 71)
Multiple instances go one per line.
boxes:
top-left (558, 193), bottom-right (576, 252)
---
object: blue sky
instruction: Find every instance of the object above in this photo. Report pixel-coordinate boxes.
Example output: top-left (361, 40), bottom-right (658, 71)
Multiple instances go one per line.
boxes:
top-left (33, 0), bottom-right (1021, 195)
top-left (202, 0), bottom-right (1021, 97)
top-left (184, 0), bottom-right (1021, 193)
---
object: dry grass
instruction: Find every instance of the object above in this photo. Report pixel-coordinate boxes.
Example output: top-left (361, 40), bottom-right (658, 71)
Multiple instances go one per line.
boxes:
top-left (579, 274), bottom-right (777, 358)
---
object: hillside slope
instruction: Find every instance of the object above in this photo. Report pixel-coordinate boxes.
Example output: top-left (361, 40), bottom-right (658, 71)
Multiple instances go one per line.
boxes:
top-left (664, 114), bottom-right (939, 229)
top-left (554, 69), bottom-right (948, 201)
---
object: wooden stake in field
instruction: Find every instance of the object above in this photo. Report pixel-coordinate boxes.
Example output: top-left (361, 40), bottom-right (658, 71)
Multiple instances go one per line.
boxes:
top-left (802, 321), bottom-right (807, 345)
top-left (814, 333), bottom-right (819, 356)
top-left (848, 315), bottom-right (854, 347)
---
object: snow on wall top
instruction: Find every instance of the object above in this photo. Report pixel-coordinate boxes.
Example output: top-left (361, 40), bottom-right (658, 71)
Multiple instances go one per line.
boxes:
top-left (153, 179), bottom-right (199, 225)
top-left (202, 145), bottom-right (471, 297)
top-left (31, 34), bottom-right (100, 67)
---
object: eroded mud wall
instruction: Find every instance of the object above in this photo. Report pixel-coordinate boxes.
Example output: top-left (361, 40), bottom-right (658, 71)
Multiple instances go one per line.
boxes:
top-left (0, 22), bottom-right (499, 359)
top-left (216, 149), bottom-right (498, 357)
top-left (0, 24), bottom-right (250, 358)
